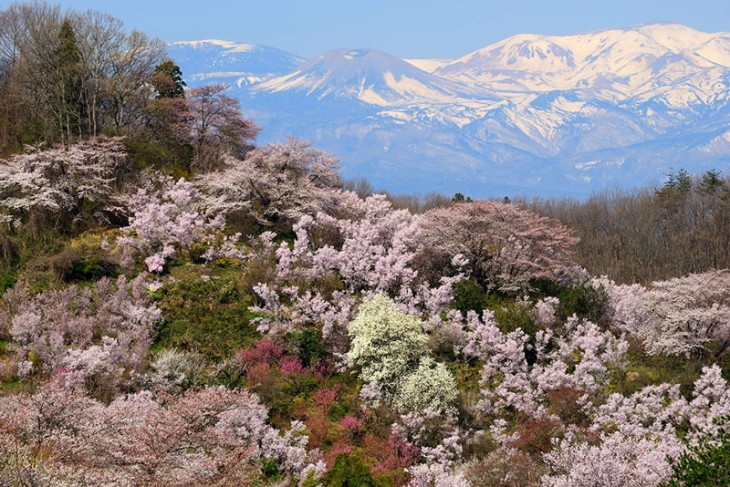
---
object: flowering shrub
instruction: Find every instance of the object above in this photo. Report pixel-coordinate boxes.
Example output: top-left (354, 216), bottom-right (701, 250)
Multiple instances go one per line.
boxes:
top-left (393, 357), bottom-right (458, 414)
top-left (145, 348), bottom-right (207, 391)
top-left (347, 295), bottom-right (428, 391)
top-left (347, 296), bottom-right (458, 415)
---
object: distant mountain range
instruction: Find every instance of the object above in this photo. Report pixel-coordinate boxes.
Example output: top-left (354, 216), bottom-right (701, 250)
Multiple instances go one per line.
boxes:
top-left (168, 24), bottom-right (730, 198)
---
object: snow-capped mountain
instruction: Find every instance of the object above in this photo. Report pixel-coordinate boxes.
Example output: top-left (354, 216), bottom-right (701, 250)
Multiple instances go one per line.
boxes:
top-left (253, 48), bottom-right (485, 106)
top-left (167, 40), bottom-right (305, 88)
top-left (169, 24), bottom-right (730, 198)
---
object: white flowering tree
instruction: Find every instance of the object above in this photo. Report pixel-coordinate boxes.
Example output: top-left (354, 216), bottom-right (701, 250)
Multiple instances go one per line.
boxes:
top-left (0, 137), bottom-right (129, 230)
top-left (348, 295), bottom-right (457, 413)
top-left (594, 270), bottom-right (730, 358)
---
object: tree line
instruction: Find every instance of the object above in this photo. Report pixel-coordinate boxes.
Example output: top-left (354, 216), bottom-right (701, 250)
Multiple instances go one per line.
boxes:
top-left (519, 169), bottom-right (730, 284)
top-left (0, 2), bottom-right (257, 173)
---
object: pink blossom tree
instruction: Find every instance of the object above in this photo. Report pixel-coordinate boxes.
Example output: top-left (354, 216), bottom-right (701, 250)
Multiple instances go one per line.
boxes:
top-left (248, 192), bottom-right (463, 361)
top-left (0, 380), bottom-right (324, 485)
top-left (421, 200), bottom-right (579, 291)
top-left (118, 176), bottom-right (224, 273)
top-left (3, 274), bottom-right (161, 396)
top-left (199, 137), bottom-right (341, 229)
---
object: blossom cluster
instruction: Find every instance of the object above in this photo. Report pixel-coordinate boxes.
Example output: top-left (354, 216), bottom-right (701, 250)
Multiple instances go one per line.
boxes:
top-left (250, 191), bottom-right (463, 353)
top-left (118, 177), bottom-right (224, 272)
top-left (0, 379), bottom-right (324, 485)
top-left (2, 275), bottom-right (161, 394)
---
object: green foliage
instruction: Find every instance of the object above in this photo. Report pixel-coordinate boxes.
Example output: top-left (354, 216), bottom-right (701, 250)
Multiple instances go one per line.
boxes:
top-left (452, 277), bottom-right (487, 315)
top-left (287, 329), bottom-right (327, 368)
top-left (658, 168), bottom-right (693, 198)
top-left (123, 134), bottom-right (193, 176)
top-left (152, 60), bottom-right (186, 99)
top-left (452, 192), bottom-right (472, 203)
top-left (663, 417), bottom-right (730, 486)
top-left (557, 282), bottom-right (608, 323)
top-left (699, 170), bottom-right (726, 195)
top-left (490, 297), bottom-right (538, 336)
top-left (153, 275), bottom-right (258, 359)
top-left (54, 19), bottom-right (84, 141)
top-left (612, 352), bottom-right (703, 397)
top-left (323, 454), bottom-right (383, 487)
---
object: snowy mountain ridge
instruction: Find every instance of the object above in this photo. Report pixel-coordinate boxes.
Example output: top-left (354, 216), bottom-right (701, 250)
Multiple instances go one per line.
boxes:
top-left (170, 24), bottom-right (730, 198)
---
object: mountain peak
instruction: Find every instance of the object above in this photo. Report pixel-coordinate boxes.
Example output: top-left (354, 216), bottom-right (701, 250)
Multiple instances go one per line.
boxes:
top-left (253, 47), bottom-right (472, 105)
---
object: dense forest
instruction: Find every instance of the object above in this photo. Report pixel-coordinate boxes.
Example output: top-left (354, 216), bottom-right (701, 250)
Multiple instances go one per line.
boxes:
top-left (1, 2), bottom-right (729, 486)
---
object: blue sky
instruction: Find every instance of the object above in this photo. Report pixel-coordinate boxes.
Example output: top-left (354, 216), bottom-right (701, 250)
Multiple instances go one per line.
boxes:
top-left (3, 0), bottom-right (728, 58)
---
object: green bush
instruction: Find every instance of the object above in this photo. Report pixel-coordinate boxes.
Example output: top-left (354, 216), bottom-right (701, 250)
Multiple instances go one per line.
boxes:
top-left (663, 416), bottom-right (730, 486)
top-left (491, 298), bottom-right (538, 336)
top-left (286, 329), bottom-right (327, 368)
top-left (557, 283), bottom-right (608, 323)
top-left (452, 277), bottom-right (488, 315)
top-left (323, 454), bottom-right (384, 487)
top-left (153, 276), bottom-right (258, 359)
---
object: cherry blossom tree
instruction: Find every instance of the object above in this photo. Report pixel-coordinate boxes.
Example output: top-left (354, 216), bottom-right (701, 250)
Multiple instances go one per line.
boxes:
top-left (249, 192), bottom-right (463, 360)
top-left (421, 200), bottom-right (579, 291)
top-left (187, 83), bottom-right (259, 171)
top-left (0, 137), bottom-right (130, 230)
top-left (3, 274), bottom-right (160, 395)
top-left (594, 270), bottom-right (730, 358)
top-left (462, 311), bottom-right (628, 417)
top-left (0, 380), bottom-right (324, 485)
top-left (199, 137), bottom-right (341, 229)
top-left (118, 176), bottom-right (224, 273)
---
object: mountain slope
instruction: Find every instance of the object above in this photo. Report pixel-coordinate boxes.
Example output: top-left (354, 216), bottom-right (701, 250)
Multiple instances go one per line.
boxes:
top-left (252, 48), bottom-right (489, 106)
top-left (167, 40), bottom-right (305, 88)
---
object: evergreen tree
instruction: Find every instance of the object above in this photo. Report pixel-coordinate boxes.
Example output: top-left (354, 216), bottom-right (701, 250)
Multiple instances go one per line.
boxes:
top-left (152, 60), bottom-right (186, 99)
top-left (54, 19), bottom-right (85, 144)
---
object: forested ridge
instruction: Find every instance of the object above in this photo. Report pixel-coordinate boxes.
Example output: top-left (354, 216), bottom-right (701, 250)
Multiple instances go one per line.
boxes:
top-left (0, 2), bottom-right (729, 486)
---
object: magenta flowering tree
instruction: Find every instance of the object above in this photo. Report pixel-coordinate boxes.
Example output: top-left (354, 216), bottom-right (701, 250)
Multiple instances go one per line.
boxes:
top-left (118, 176), bottom-right (224, 272)
top-left (421, 200), bottom-right (579, 291)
